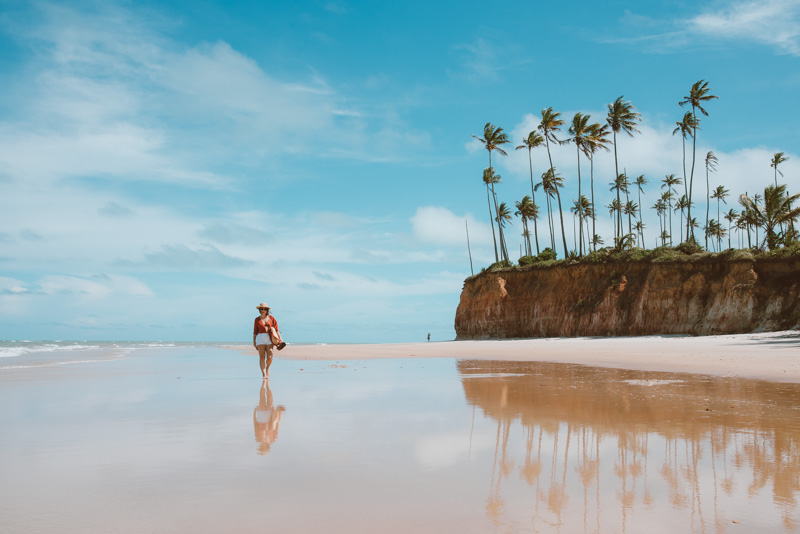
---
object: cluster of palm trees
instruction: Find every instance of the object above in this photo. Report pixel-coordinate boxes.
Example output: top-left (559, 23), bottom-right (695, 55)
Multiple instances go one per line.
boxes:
top-left (473, 80), bottom-right (799, 264)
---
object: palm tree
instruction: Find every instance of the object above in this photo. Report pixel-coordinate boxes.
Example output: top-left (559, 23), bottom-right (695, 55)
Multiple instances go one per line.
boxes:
top-left (515, 196), bottom-right (537, 257)
top-left (585, 123), bottom-right (611, 250)
top-left (750, 185), bottom-right (800, 250)
top-left (704, 219), bottom-right (725, 252)
top-left (623, 200), bottom-right (639, 244)
top-left (711, 184), bottom-right (729, 235)
top-left (679, 80), bottom-right (717, 241)
top-left (473, 122), bottom-right (509, 173)
top-left (723, 209), bottom-right (738, 250)
top-left (608, 198), bottom-right (622, 238)
top-left (770, 152), bottom-right (789, 187)
top-left (570, 195), bottom-right (593, 255)
top-left (653, 199), bottom-right (667, 246)
top-left (516, 131), bottom-right (546, 255)
top-left (634, 175), bottom-right (647, 246)
top-left (482, 168), bottom-right (501, 262)
top-left (567, 112), bottom-right (592, 256)
top-left (661, 174), bottom-right (681, 246)
top-left (609, 173), bottom-right (630, 245)
top-left (675, 195), bottom-right (689, 242)
top-left (704, 151), bottom-right (718, 249)
top-left (535, 168), bottom-right (557, 252)
top-left (473, 123), bottom-right (509, 260)
top-left (606, 96), bottom-right (641, 240)
top-left (634, 220), bottom-right (646, 247)
top-left (672, 111), bottom-right (697, 205)
top-left (495, 202), bottom-right (513, 261)
top-left (538, 108), bottom-right (568, 257)
top-left (738, 194), bottom-right (754, 248)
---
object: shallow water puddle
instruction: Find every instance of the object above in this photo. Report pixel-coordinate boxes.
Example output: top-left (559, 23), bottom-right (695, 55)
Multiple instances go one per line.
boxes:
top-left (0, 350), bottom-right (798, 533)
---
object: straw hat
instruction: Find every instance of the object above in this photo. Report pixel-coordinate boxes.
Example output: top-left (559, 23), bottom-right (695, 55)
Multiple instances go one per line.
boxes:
top-left (256, 302), bottom-right (270, 310)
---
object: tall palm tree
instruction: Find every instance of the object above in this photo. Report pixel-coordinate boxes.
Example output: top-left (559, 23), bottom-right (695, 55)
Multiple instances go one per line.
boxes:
top-left (515, 195), bottom-right (537, 257)
top-left (473, 122), bottom-right (509, 173)
top-left (567, 112), bottom-right (592, 256)
top-left (634, 175), bottom-right (648, 246)
top-left (680, 80), bottom-right (717, 241)
top-left (606, 96), bottom-right (641, 241)
top-left (473, 123), bottom-right (509, 259)
top-left (750, 185), bottom-right (800, 250)
top-left (516, 131), bottom-right (546, 255)
top-left (538, 108), bottom-right (568, 257)
top-left (770, 152), bottom-right (789, 187)
top-left (482, 167), bottom-right (501, 262)
top-left (672, 111), bottom-right (697, 206)
top-left (585, 123), bottom-right (611, 250)
top-left (660, 190), bottom-right (673, 244)
top-left (704, 151), bottom-right (718, 249)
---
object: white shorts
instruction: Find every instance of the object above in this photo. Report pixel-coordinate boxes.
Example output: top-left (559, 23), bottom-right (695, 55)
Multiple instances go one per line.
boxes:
top-left (255, 333), bottom-right (273, 347)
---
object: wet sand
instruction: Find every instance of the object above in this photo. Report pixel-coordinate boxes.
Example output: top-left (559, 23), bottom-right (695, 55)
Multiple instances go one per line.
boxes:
top-left (271, 330), bottom-right (800, 383)
top-left (2, 339), bottom-right (799, 533)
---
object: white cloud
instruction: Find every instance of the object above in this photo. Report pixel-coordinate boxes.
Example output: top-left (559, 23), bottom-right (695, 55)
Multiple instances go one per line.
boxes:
top-left (687, 0), bottom-right (800, 56)
top-left (411, 206), bottom-right (492, 246)
top-left (37, 274), bottom-right (153, 299)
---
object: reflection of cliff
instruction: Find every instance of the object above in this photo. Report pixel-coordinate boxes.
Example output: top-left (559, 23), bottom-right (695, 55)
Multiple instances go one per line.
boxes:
top-left (454, 258), bottom-right (800, 338)
top-left (459, 360), bottom-right (800, 532)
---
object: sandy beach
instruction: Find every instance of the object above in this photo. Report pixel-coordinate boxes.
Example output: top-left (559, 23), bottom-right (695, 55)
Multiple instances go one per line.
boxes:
top-left (270, 330), bottom-right (800, 383)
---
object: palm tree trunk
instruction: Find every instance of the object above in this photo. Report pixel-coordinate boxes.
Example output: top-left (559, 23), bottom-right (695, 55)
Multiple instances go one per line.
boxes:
top-left (576, 145), bottom-right (583, 255)
top-left (486, 186), bottom-right (498, 262)
top-left (590, 155), bottom-right (596, 251)
top-left (687, 112), bottom-right (697, 241)
top-left (528, 150), bottom-right (540, 255)
top-left (613, 131), bottom-right (621, 241)
top-left (705, 166), bottom-right (710, 249)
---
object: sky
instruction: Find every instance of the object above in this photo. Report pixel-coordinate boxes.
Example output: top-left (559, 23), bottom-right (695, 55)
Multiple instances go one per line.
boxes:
top-left (0, 0), bottom-right (799, 343)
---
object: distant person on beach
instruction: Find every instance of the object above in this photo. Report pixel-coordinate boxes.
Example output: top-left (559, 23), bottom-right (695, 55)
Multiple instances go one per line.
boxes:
top-left (253, 380), bottom-right (285, 455)
top-left (427, 333), bottom-right (431, 342)
top-left (253, 302), bottom-right (286, 379)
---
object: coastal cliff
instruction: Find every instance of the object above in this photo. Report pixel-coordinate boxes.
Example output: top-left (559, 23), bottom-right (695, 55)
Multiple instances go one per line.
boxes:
top-left (454, 257), bottom-right (800, 339)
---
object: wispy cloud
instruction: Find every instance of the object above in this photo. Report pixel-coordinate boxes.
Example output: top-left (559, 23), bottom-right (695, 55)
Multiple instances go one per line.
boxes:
top-left (604, 1), bottom-right (800, 56)
top-left (688, 0), bottom-right (800, 55)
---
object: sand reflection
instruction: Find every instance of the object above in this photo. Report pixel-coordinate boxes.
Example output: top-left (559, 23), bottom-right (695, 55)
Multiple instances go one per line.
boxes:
top-left (459, 360), bottom-right (800, 533)
top-left (253, 381), bottom-right (285, 455)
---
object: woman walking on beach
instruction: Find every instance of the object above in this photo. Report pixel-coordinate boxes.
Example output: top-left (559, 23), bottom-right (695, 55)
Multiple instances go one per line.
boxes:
top-left (253, 303), bottom-right (286, 379)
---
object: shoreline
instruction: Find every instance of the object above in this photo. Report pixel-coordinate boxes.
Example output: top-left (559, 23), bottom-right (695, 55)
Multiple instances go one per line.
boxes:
top-left (233, 330), bottom-right (800, 383)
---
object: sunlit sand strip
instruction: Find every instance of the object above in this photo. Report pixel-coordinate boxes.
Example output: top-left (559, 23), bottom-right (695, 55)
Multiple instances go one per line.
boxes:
top-left (239, 330), bottom-right (800, 383)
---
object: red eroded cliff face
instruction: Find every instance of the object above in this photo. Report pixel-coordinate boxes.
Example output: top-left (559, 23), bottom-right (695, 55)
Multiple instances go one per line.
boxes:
top-left (454, 258), bottom-right (800, 339)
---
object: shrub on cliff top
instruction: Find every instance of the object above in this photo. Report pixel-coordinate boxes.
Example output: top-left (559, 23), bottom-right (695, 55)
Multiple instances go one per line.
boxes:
top-left (676, 238), bottom-right (703, 255)
top-left (538, 248), bottom-right (557, 261)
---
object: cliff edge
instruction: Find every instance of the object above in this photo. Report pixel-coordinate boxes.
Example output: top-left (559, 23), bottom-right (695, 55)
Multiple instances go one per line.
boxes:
top-left (454, 257), bottom-right (800, 339)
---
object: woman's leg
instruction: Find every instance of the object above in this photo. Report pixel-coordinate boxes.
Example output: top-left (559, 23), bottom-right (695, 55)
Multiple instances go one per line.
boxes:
top-left (257, 344), bottom-right (268, 379)
top-left (265, 345), bottom-right (274, 376)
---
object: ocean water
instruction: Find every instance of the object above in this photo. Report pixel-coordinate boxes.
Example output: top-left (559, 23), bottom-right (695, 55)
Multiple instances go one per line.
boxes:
top-left (0, 340), bottom-right (200, 370)
top-left (0, 340), bottom-right (329, 370)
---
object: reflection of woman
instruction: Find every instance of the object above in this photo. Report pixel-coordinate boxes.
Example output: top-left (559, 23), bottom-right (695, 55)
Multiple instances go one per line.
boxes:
top-left (253, 380), bottom-right (285, 455)
top-left (253, 302), bottom-right (285, 379)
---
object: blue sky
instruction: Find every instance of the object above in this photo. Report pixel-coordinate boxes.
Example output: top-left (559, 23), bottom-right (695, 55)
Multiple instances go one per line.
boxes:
top-left (0, 0), bottom-right (798, 343)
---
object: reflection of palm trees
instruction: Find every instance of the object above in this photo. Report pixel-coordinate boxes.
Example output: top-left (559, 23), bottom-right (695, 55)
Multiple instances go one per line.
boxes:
top-left (253, 381), bottom-right (285, 455)
top-left (458, 359), bottom-right (800, 532)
